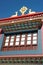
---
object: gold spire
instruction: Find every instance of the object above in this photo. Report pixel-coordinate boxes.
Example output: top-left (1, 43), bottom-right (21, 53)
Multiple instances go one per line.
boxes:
top-left (19, 6), bottom-right (28, 15)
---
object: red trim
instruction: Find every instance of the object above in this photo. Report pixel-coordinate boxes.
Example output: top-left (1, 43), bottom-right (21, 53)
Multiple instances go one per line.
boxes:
top-left (0, 12), bottom-right (43, 22)
top-left (0, 54), bottom-right (43, 58)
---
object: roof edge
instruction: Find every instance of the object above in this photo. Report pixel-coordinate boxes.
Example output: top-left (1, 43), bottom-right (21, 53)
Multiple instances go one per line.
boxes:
top-left (0, 12), bottom-right (43, 21)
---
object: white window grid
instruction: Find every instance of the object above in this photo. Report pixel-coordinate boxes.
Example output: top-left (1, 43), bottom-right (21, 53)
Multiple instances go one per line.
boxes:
top-left (15, 35), bottom-right (20, 46)
top-left (5, 36), bottom-right (10, 46)
top-left (27, 33), bottom-right (37, 45)
top-left (32, 33), bottom-right (37, 45)
top-left (10, 36), bottom-right (15, 46)
top-left (20, 34), bottom-right (26, 45)
top-left (4, 33), bottom-right (38, 46)
top-left (27, 34), bottom-right (32, 45)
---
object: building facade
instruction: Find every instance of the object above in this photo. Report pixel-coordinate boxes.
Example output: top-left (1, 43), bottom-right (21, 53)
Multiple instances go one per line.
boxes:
top-left (0, 7), bottom-right (43, 65)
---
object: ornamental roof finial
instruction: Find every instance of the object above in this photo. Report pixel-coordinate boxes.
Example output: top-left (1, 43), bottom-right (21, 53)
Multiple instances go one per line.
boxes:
top-left (19, 6), bottom-right (28, 15)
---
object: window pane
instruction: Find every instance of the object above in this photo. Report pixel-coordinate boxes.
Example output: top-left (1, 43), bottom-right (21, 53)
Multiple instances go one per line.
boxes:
top-left (27, 41), bottom-right (31, 45)
top-left (10, 39), bottom-right (14, 42)
top-left (15, 42), bottom-right (19, 45)
top-left (10, 42), bottom-right (14, 46)
top-left (5, 42), bottom-right (8, 46)
top-left (5, 36), bottom-right (9, 42)
top-left (11, 36), bottom-right (14, 38)
top-left (21, 37), bottom-right (25, 41)
top-left (6, 36), bottom-right (9, 39)
top-left (27, 34), bottom-right (31, 37)
top-left (33, 33), bottom-right (37, 36)
top-left (27, 37), bottom-right (31, 40)
top-left (32, 40), bottom-right (37, 45)
top-left (4, 36), bottom-right (10, 46)
top-left (5, 39), bottom-right (9, 42)
top-left (16, 35), bottom-right (20, 37)
top-left (21, 41), bottom-right (25, 45)
top-left (22, 34), bottom-right (25, 37)
top-left (33, 37), bottom-right (37, 40)
top-left (16, 37), bottom-right (20, 41)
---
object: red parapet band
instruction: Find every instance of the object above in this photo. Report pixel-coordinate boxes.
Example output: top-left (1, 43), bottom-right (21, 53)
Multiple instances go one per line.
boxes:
top-left (0, 12), bottom-right (43, 22)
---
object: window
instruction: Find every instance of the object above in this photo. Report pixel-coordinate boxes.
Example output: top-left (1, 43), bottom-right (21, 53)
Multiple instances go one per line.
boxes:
top-left (27, 33), bottom-right (37, 45)
top-left (4, 32), bottom-right (38, 49)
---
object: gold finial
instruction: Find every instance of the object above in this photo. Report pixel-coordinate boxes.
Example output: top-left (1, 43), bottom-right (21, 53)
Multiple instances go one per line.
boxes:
top-left (19, 6), bottom-right (28, 15)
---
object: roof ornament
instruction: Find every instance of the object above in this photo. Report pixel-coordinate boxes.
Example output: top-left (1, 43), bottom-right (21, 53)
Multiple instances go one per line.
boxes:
top-left (29, 9), bottom-right (32, 13)
top-left (15, 12), bottom-right (18, 16)
top-left (29, 9), bottom-right (36, 14)
top-left (11, 12), bottom-right (18, 17)
top-left (19, 6), bottom-right (28, 15)
top-left (11, 6), bottom-right (36, 17)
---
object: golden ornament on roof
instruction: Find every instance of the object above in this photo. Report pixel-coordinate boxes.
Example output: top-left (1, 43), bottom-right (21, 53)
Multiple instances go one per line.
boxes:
top-left (20, 6), bottom-right (28, 15)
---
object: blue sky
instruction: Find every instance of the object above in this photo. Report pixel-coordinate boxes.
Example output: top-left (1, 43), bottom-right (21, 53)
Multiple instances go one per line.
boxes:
top-left (0, 0), bottom-right (43, 19)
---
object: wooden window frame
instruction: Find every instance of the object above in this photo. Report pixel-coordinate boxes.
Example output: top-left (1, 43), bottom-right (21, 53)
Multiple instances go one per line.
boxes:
top-left (2, 32), bottom-right (38, 51)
